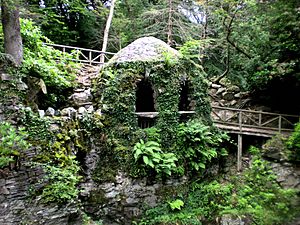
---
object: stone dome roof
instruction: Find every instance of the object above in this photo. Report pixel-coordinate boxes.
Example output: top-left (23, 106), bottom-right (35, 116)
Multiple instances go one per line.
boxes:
top-left (108, 36), bottom-right (179, 65)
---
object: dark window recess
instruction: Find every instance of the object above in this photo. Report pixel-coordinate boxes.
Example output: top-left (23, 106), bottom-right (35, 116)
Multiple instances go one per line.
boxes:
top-left (136, 79), bottom-right (155, 112)
top-left (179, 82), bottom-right (191, 111)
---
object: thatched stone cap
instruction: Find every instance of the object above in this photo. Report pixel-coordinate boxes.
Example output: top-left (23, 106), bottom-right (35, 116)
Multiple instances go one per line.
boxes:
top-left (108, 37), bottom-right (179, 65)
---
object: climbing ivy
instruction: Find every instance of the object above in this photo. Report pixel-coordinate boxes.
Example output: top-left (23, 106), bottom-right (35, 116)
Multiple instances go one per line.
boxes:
top-left (92, 46), bottom-right (215, 179)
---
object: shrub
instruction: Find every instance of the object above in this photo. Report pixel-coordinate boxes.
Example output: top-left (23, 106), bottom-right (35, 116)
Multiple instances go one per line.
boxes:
top-left (0, 122), bottom-right (30, 168)
top-left (20, 19), bottom-right (78, 90)
top-left (176, 120), bottom-right (228, 173)
top-left (133, 140), bottom-right (178, 177)
top-left (0, 19), bottom-right (78, 108)
top-left (40, 160), bottom-right (81, 204)
top-left (138, 155), bottom-right (299, 225)
top-left (286, 121), bottom-right (300, 162)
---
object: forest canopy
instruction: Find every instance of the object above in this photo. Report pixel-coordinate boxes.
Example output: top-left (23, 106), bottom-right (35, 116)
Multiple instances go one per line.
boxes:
top-left (0, 0), bottom-right (299, 93)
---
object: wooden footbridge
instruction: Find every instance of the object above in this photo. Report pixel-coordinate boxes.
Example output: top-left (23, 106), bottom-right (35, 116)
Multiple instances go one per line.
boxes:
top-left (137, 107), bottom-right (299, 171)
top-left (47, 43), bottom-right (299, 171)
top-left (137, 106), bottom-right (298, 136)
top-left (211, 106), bottom-right (299, 170)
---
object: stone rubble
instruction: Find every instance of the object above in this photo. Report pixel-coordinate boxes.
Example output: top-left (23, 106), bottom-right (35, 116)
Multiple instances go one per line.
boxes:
top-left (209, 77), bottom-right (250, 108)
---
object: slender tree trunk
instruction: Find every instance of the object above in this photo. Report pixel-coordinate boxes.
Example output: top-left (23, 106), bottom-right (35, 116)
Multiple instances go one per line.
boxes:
top-left (1, 0), bottom-right (23, 66)
top-left (100, 0), bottom-right (116, 64)
top-left (202, 0), bottom-right (209, 39)
top-left (167, 0), bottom-right (173, 45)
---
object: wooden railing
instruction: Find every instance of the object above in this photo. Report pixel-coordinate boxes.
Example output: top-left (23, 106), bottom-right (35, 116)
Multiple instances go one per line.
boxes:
top-left (211, 106), bottom-right (298, 136)
top-left (44, 43), bottom-right (115, 64)
top-left (136, 107), bottom-right (299, 136)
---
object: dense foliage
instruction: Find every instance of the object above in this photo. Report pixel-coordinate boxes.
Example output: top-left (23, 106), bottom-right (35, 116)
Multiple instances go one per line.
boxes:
top-left (176, 120), bottom-right (228, 173)
top-left (286, 121), bottom-right (300, 162)
top-left (138, 152), bottom-right (299, 225)
top-left (20, 109), bottom-right (83, 204)
top-left (0, 19), bottom-right (78, 108)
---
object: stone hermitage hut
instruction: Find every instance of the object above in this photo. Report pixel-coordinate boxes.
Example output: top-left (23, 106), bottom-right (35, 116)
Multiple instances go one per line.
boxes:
top-left (93, 36), bottom-right (211, 137)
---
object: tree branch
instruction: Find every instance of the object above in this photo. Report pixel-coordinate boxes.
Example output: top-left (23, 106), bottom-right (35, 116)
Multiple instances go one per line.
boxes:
top-left (223, 4), bottom-right (252, 59)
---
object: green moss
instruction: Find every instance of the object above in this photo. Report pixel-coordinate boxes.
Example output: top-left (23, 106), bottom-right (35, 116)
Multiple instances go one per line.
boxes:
top-left (92, 161), bottom-right (117, 183)
top-left (156, 184), bottom-right (189, 201)
top-left (88, 189), bottom-right (108, 205)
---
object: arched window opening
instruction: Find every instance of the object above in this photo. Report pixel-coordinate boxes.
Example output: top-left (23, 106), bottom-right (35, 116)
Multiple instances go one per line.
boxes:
top-left (179, 81), bottom-right (191, 111)
top-left (136, 78), bottom-right (155, 112)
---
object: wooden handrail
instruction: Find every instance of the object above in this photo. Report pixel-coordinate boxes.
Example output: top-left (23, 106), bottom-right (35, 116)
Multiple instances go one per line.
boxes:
top-left (212, 106), bottom-right (299, 118)
top-left (136, 107), bottom-right (299, 134)
top-left (44, 43), bottom-right (115, 55)
top-left (43, 43), bottom-right (115, 64)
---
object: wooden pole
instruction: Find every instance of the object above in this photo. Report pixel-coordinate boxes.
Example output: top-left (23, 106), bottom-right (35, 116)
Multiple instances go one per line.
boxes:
top-left (100, 0), bottom-right (116, 64)
top-left (278, 115), bottom-right (282, 133)
top-left (167, 0), bottom-right (173, 45)
top-left (237, 134), bottom-right (242, 171)
top-left (239, 111), bottom-right (242, 132)
top-left (89, 51), bottom-right (92, 65)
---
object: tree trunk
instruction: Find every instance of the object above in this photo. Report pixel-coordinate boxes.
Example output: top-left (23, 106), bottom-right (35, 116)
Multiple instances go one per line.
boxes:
top-left (167, 0), bottom-right (173, 46)
top-left (202, 0), bottom-right (209, 39)
top-left (1, 0), bottom-right (23, 66)
top-left (100, 0), bottom-right (116, 64)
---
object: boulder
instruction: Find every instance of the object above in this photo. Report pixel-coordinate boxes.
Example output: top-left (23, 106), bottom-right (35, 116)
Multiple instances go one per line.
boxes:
top-left (222, 92), bottom-right (235, 101)
top-left (262, 135), bottom-right (289, 161)
top-left (60, 107), bottom-right (77, 118)
top-left (234, 93), bottom-right (241, 98)
top-left (78, 107), bottom-right (87, 114)
top-left (69, 89), bottom-right (92, 106)
top-left (227, 85), bottom-right (240, 93)
top-left (38, 110), bottom-right (45, 118)
top-left (211, 83), bottom-right (221, 89)
top-left (216, 87), bottom-right (226, 95)
top-left (45, 107), bottom-right (55, 117)
top-left (219, 77), bottom-right (231, 87)
top-left (220, 215), bottom-right (247, 225)
top-left (0, 73), bottom-right (13, 81)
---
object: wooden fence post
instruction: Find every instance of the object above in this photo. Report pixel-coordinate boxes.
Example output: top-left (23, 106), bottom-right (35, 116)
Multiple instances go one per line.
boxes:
top-left (89, 51), bottom-right (92, 65)
top-left (278, 115), bottom-right (282, 133)
top-left (237, 134), bottom-right (242, 172)
top-left (239, 111), bottom-right (242, 132)
top-left (62, 46), bottom-right (65, 60)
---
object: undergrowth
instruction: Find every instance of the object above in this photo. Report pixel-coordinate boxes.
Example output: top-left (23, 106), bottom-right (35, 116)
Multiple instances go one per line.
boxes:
top-left (138, 151), bottom-right (299, 225)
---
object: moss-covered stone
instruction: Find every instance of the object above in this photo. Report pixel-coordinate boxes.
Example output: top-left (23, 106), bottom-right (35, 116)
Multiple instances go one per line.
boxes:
top-left (88, 189), bottom-right (108, 205)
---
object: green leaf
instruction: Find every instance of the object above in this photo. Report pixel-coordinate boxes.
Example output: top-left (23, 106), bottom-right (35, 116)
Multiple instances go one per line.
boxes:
top-left (143, 155), bottom-right (150, 165)
top-left (134, 148), bottom-right (142, 161)
top-left (168, 199), bottom-right (184, 211)
top-left (199, 163), bottom-right (206, 169)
